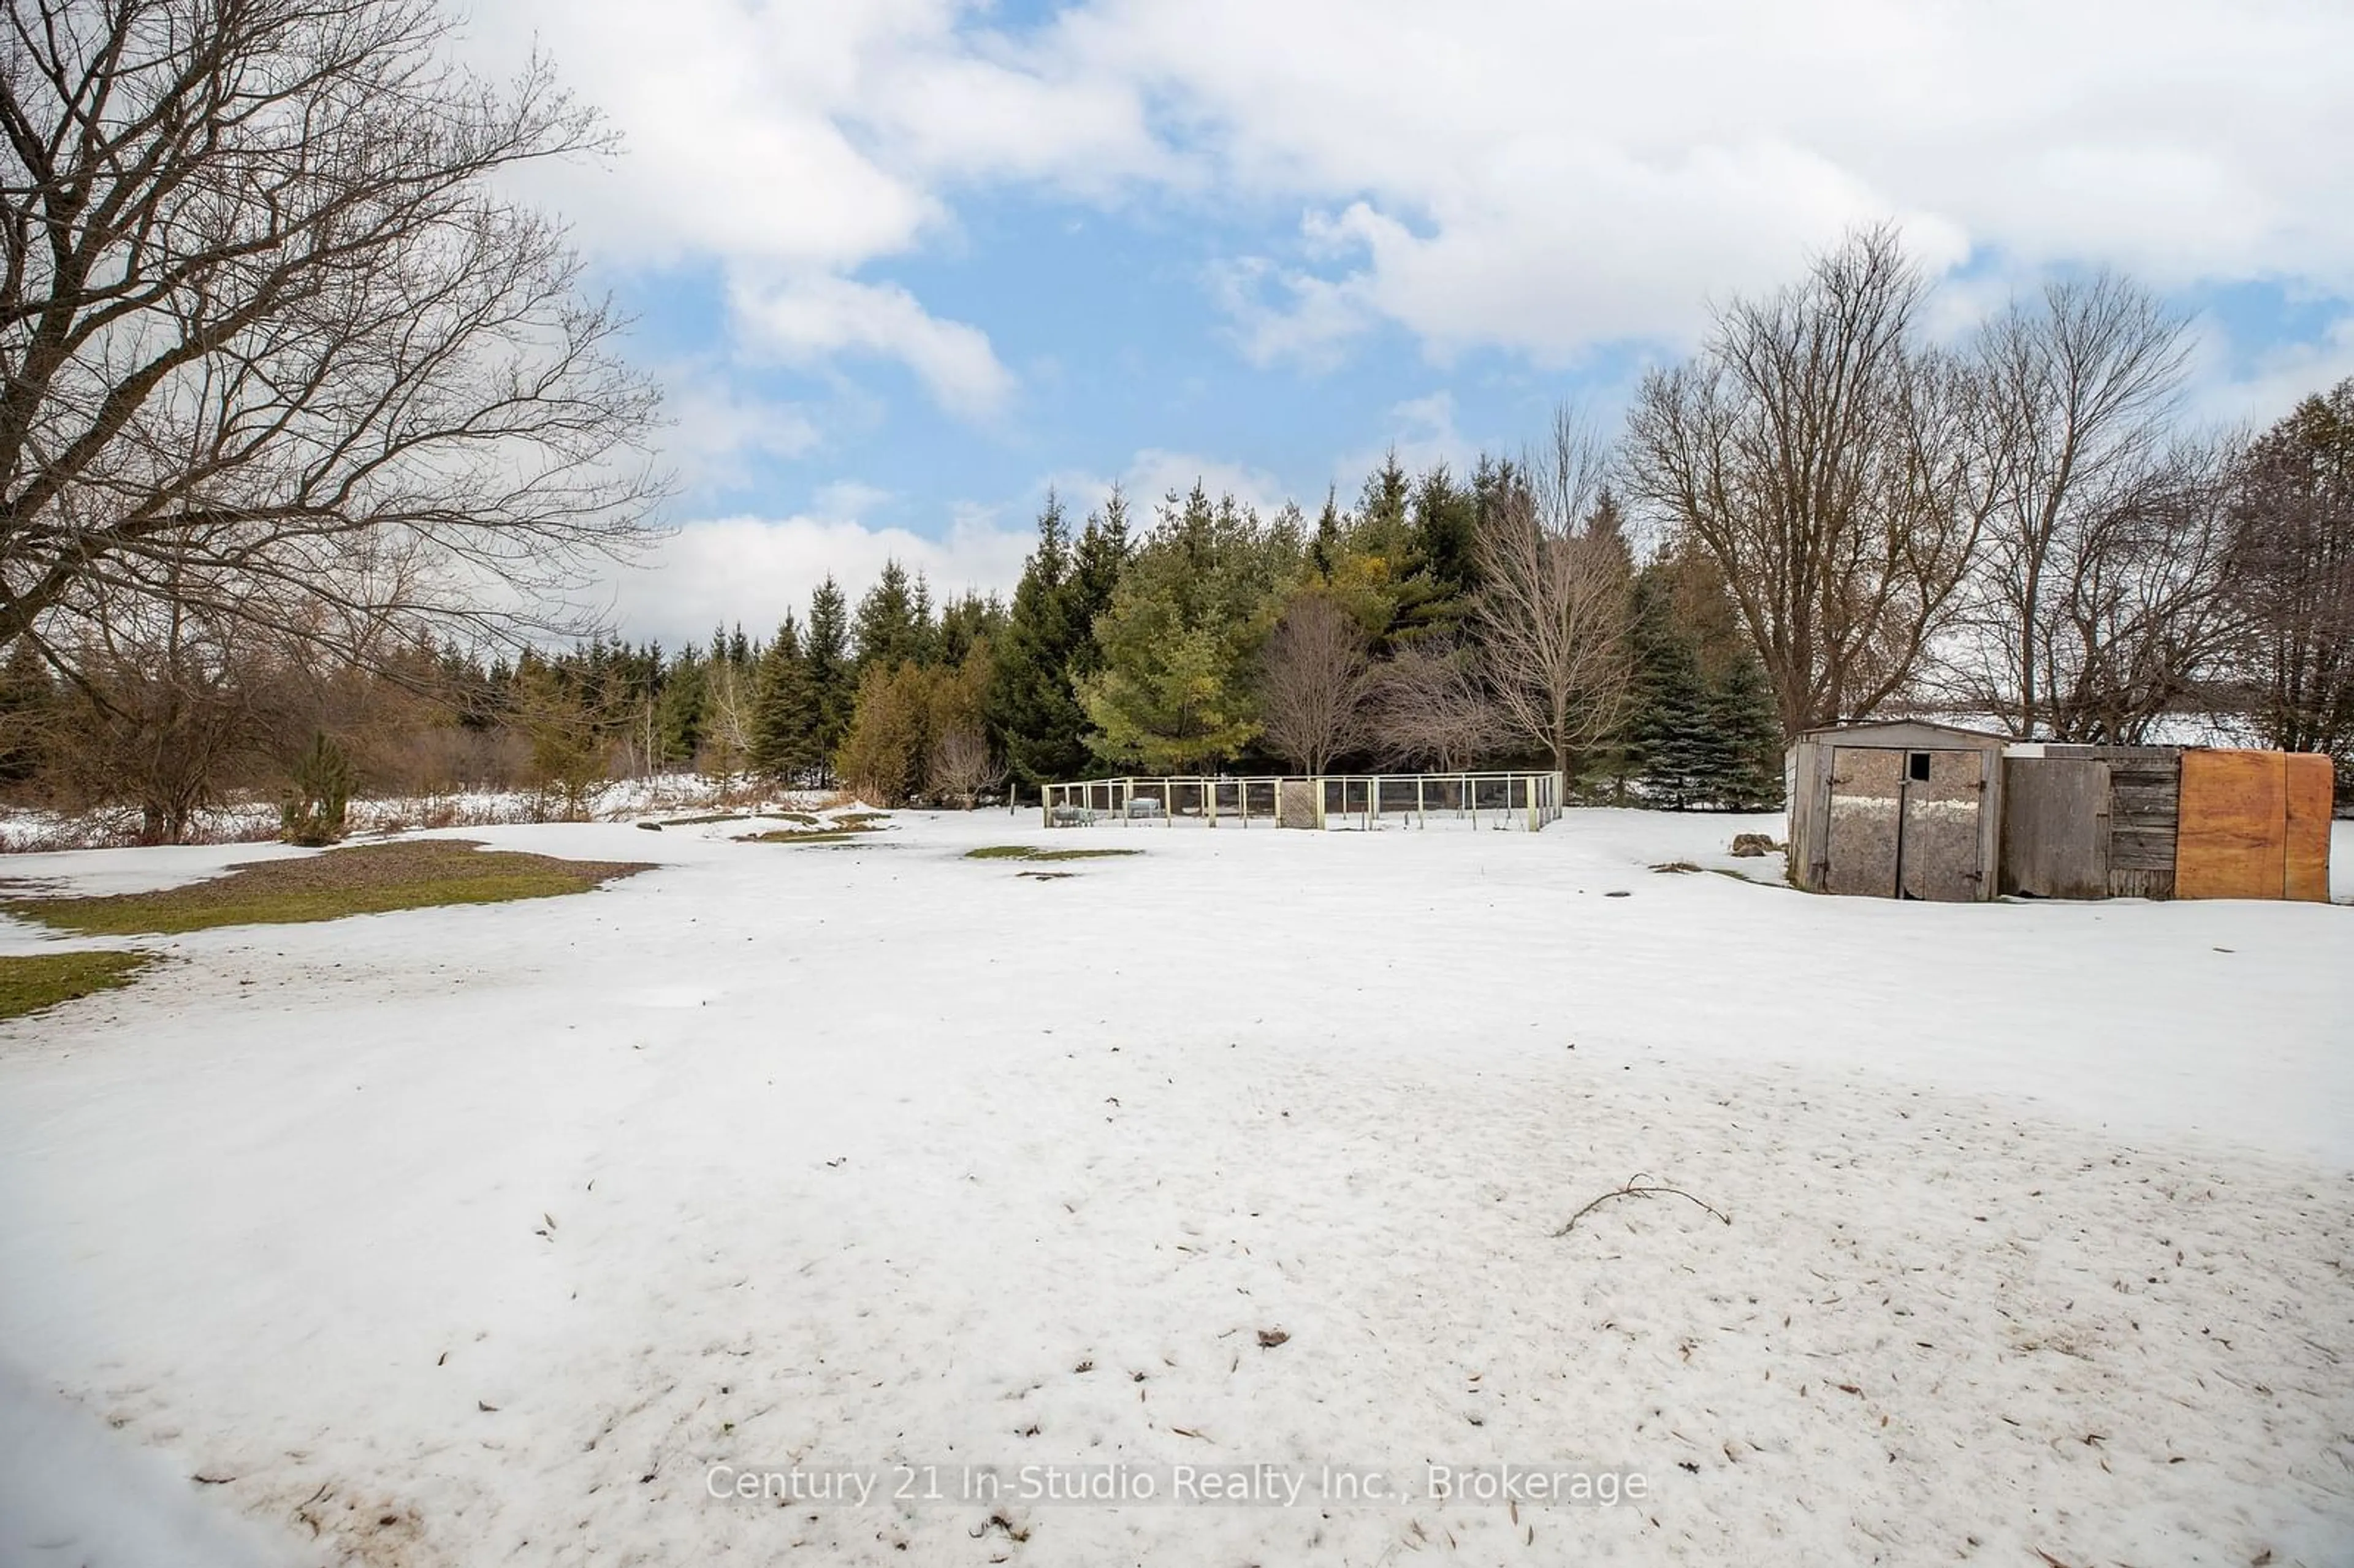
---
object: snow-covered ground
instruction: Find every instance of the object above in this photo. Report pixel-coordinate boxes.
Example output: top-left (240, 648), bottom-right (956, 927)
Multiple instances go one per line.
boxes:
top-left (1, 810), bottom-right (2350, 1567)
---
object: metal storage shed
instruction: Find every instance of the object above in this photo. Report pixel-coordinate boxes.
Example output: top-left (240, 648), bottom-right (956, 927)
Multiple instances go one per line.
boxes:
top-left (1787, 721), bottom-right (2008, 901)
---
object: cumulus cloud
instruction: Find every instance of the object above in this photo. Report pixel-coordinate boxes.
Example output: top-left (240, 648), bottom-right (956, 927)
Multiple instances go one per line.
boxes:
top-left (1062, 0), bottom-right (2352, 358)
top-left (731, 275), bottom-right (1018, 419)
top-left (601, 510), bottom-right (1036, 649)
top-left (659, 375), bottom-right (823, 493)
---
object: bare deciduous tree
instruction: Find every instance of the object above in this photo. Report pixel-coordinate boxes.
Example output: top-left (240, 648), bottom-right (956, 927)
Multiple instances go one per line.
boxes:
top-left (699, 658), bottom-right (755, 791)
top-left (1370, 637), bottom-right (1506, 772)
top-left (2228, 379), bottom-right (2354, 780)
top-left (928, 721), bottom-right (1002, 809)
top-left (1953, 274), bottom-right (2202, 736)
top-left (51, 592), bottom-right (288, 842)
top-left (2019, 446), bottom-right (2242, 742)
top-left (1624, 226), bottom-right (1997, 734)
top-left (1472, 411), bottom-right (1634, 774)
top-left (1, 0), bottom-right (665, 671)
top-left (1260, 590), bottom-right (1373, 772)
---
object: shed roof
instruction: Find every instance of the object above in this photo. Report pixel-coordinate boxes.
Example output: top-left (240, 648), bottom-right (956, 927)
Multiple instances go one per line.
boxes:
top-left (1792, 719), bottom-right (2013, 748)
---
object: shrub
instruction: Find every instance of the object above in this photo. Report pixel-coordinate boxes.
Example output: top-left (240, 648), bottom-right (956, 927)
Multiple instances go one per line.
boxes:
top-left (280, 732), bottom-right (356, 847)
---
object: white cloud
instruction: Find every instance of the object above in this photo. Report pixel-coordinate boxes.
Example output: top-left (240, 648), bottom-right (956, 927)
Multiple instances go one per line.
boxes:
top-left (466, 0), bottom-right (2354, 481)
top-left (601, 510), bottom-right (1036, 648)
top-left (731, 275), bottom-right (1016, 419)
top-left (1331, 392), bottom-right (1480, 492)
top-left (1057, 0), bottom-right (2353, 361)
top-left (659, 376), bottom-right (823, 492)
top-left (1042, 449), bottom-right (1298, 525)
top-left (2188, 314), bottom-right (2354, 428)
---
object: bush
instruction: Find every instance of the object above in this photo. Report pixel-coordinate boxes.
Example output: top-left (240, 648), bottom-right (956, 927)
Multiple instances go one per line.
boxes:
top-left (280, 732), bottom-right (356, 847)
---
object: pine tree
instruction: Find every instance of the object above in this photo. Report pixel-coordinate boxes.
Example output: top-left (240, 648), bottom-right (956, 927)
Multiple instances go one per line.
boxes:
top-left (1625, 564), bottom-right (1787, 810)
top-left (1077, 485), bottom-right (1287, 772)
top-left (804, 576), bottom-right (855, 764)
top-left (655, 644), bottom-right (707, 767)
top-left (1709, 654), bottom-right (1786, 810)
top-left (853, 560), bottom-right (935, 671)
top-left (1310, 489), bottom-right (1343, 581)
top-left (1628, 570), bottom-right (1723, 809)
top-left (986, 494), bottom-right (1084, 786)
top-left (751, 616), bottom-right (823, 782)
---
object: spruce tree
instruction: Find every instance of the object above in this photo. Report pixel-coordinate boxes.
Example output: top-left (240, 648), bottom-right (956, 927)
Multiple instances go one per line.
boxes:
top-left (804, 577), bottom-right (855, 763)
top-left (1628, 570), bottom-right (1722, 809)
top-left (1625, 563), bottom-right (1788, 810)
top-left (1710, 654), bottom-right (1787, 810)
top-left (1310, 489), bottom-right (1343, 581)
top-left (1077, 485), bottom-right (1286, 772)
top-left (853, 560), bottom-right (934, 671)
top-left (655, 644), bottom-right (707, 767)
top-left (751, 616), bottom-right (823, 783)
top-left (986, 495), bottom-right (1083, 786)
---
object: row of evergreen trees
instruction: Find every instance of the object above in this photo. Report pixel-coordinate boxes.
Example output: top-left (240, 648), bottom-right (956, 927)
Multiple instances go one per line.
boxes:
top-left (0, 454), bottom-right (1788, 826)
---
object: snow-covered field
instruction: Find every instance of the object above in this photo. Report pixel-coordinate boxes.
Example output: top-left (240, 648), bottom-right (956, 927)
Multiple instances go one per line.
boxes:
top-left (2, 811), bottom-right (2350, 1567)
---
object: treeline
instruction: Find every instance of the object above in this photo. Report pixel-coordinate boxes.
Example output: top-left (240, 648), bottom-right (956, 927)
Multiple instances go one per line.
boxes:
top-left (6, 233), bottom-right (2350, 841)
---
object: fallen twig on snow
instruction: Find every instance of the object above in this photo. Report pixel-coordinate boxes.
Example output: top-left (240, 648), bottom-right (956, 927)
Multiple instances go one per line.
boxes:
top-left (1555, 1175), bottom-right (1731, 1236)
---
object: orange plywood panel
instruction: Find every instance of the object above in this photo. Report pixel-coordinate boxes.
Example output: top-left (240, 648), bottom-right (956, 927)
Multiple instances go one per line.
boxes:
top-left (2284, 753), bottom-right (2334, 903)
top-left (2176, 750), bottom-right (2287, 900)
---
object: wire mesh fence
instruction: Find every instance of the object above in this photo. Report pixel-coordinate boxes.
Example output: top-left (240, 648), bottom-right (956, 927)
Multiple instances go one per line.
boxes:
top-left (1039, 772), bottom-right (1564, 831)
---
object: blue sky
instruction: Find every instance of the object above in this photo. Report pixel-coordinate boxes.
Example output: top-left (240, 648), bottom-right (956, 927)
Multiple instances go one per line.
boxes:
top-left (464, 0), bottom-right (2354, 649)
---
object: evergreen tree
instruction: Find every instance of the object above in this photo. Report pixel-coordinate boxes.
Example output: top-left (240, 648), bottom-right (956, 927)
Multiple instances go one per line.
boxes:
top-left (834, 660), bottom-right (937, 807)
top-left (935, 590), bottom-right (1007, 669)
top-left (1624, 563), bottom-right (1788, 810)
top-left (986, 494), bottom-right (1086, 786)
top-left (751, 615), bottom-right (823, 782)
top-left (655, 643), bottom-right (707, 767)
top-left (1412, 463), bottom-right (1480, 614)
top-left (1627, 569), bottom-right (1724, 809)
top-left (804, 576), bottom-right (855, 763)
top-left (1077, 484), bottom-right (1291, 772)
top-left (853, 560), bottom-right (935, 671)
top-left (0, 639), bottom-right (54, 788)
top-left (1063, 488), bottom-right (1132, 650)
top-left (1708, 653), bottom-right (1787, 810)
top-left (1309, 489), bottom-right (1343, 581)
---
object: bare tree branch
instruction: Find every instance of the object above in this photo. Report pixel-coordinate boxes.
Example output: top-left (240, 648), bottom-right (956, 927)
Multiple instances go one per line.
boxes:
top-left (1259, 589), bottom-right (1373, 773)
top-left (1624, 225), bottom-right (1995, 735)
top-left (1, 0), bottom-right (668, 673)
top-left (1472, 409), bottom-right (1634, 774)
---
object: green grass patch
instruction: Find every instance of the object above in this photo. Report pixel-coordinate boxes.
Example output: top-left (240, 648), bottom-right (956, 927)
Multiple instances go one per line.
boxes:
top-left (1, 840), bottom-right (653, 937)
top-left (0, 950), bottom-right (156, 1021)
top-left (832, 812), bottom-right (889, 830)
top-left (650, 813), bottom-right (753, 829)
top-left (761, 811), bottom-right (822, 826)
top-left (965, 845), bottom-right (1142, 862)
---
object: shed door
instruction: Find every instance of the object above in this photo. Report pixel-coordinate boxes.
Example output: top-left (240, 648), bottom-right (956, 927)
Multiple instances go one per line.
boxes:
top-left (1826, 747), bottom-right (1903, 896)
top-left (2000, 757), bottom-right (2110, 898)
top-left (1900, 749), bottom-right (1986, 902)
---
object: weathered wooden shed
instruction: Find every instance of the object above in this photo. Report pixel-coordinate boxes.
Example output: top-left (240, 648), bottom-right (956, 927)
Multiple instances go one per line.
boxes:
top-left (1795, 725), bottom-right (2334, 903)
top-left (1788, 721), bottom-right (2008, 901)
top-left (2003, 745), bottom-right (2331, 901)
top-left (2002, 745), bottom-right (2182, 899)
